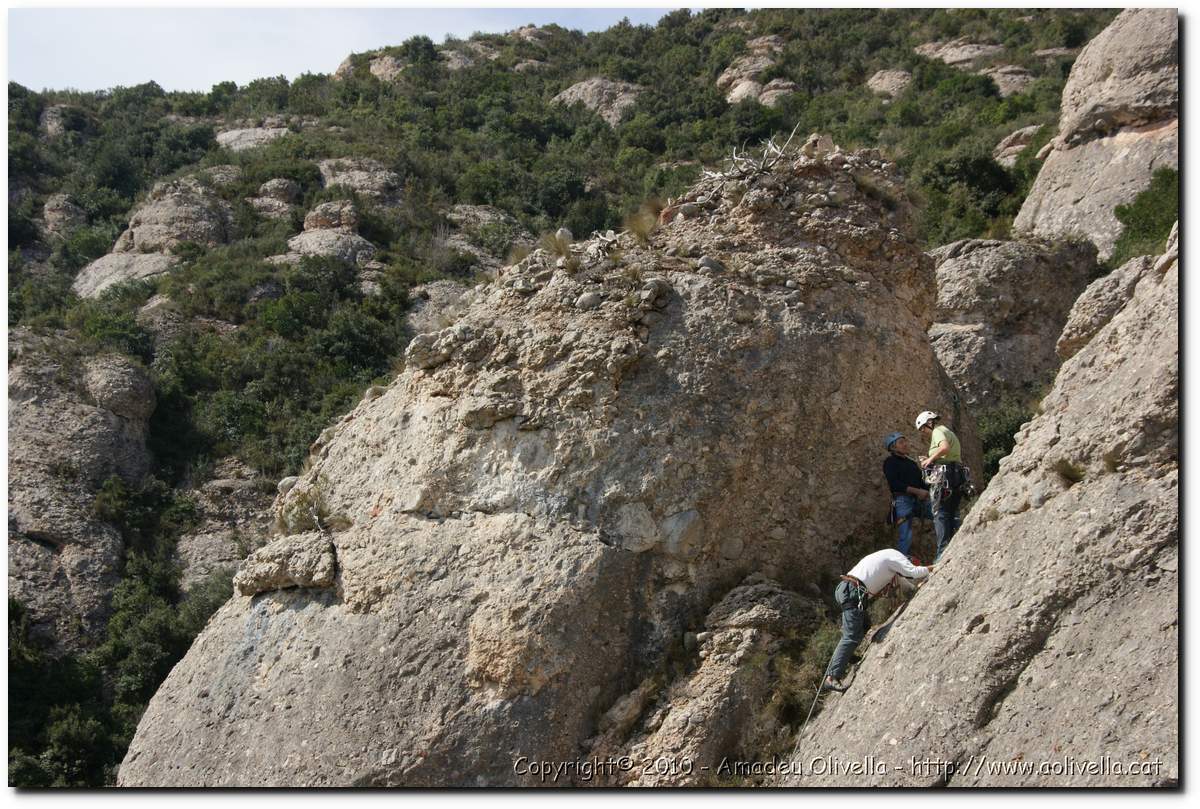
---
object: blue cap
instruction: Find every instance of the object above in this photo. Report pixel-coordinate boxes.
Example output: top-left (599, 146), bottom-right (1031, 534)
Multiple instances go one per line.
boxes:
top-left (884, 431), bottom-right (904, 451)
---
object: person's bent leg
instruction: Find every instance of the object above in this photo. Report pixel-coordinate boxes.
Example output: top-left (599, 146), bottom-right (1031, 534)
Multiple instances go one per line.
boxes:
top-left (825, 602), bottom-right (867, 681)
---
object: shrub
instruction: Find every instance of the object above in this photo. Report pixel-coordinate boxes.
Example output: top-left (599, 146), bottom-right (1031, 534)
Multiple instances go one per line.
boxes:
top-left (976, 398), bottom-right (1035, 483)
top-left (1107, 168), bottom-right (1178, 269)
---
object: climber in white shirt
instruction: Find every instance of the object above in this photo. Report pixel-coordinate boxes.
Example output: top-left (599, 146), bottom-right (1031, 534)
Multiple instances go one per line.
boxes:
top-left (823, 548), bottom-right (932, 691)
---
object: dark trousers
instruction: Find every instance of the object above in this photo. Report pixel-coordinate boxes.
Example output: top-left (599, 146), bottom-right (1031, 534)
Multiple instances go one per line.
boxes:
top-left (933, 489), bottom-right (961, 562)
top-left (825, 580), bottom-right (868, 681)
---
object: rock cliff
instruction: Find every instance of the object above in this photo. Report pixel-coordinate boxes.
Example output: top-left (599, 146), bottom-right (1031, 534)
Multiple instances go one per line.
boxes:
top-left (1014, 9), bottom-right (1177, 260)
top-left (8, 331), bottom-right (156, 653)
top-left (119, 141), bottom-right (979, 786)
top-left (784, 225), bottom-right (1178, 787)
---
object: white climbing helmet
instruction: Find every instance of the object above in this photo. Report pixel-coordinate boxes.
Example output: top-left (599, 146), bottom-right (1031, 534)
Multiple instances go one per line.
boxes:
top-left (915, 410), bottom-right (939, 430)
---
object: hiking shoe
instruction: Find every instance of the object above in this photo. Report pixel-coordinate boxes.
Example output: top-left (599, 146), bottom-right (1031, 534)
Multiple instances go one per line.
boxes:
top-left (823, 675), bottom-right (848, 693)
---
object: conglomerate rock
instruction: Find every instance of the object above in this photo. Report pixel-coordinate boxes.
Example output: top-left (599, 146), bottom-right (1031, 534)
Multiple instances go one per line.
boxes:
top-left (1014, 9), bottom-right (1177, 260)
top-left (119, 141), bottom-right (979, 786)
top-left (784, 229), bottom-right (1178, 787)
top-left (927, 238), bottom-right (1096, 408)
top-left (8, 332), bottom-right (156, 654)
top-left (552, 78), bottom-right (643, 127)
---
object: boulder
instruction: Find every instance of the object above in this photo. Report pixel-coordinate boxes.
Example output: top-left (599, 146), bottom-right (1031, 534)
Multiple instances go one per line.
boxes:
top-left (915, 38), bottom-right (1004, 69)
top-left (786, 224), bottom-right (1178, 787)
top-left (8, 333), bottom-right (155, 654)
top-left (248, 178), bottom-right (301, 220)
top-left (552, 78), bottom-right (643, 127)
top-left (927, 238), bottom-right (1096, 407)
top-left (866, 69), bottom-right (912, 98)
top-left (38, 104), bottom-right (75, 138)
top-left (980, 64), bottom-right (1034, 97)
top-left (1014, 10), bottom-right (1177, 260)
top-left (1054, 9), bottom-right (1178, 147)
top-left (119, 142), bottom-right (979, 786)
top-left (113, 176), bottom-right (233, 254)
top-left (317, 158), bottom-right (403, 204)
top-left (993, 124), bottom-right (1042, 168)
top-left (73, 253), bottom-right (180, 299)
top-left (284, 230), bottom-right (377, 265)
top-left (216, 127), bottom-right (289, 152)
top-left (303, 200), bottom-right (359, 232)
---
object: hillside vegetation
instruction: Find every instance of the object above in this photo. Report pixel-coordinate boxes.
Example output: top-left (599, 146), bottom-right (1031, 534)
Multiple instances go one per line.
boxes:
top-left (8, 7), bottom-right (1123, 787)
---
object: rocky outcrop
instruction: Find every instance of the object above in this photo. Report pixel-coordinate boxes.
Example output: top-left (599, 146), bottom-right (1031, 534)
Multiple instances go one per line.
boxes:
top-left (866, 69), bottom-right (911, 99)
top-left (248, 178), bottom-right (300, 219)
top-left (980, 64), bottom-right (1033, 97)
top-left (786, 226), bottom-right (1178, 787)
top-left (552, 78), bottom-right (643, 127)
top-left (41, 193), bottom-right (87, 240)
top-left (716, 36), bottom-right (785, 105)
top-left (216, 127), bottom-right (289, 152)
top-left (8, 332), bottom-right (156, 653)
top-left (369, 55), bottom-right (406, 81)
top-left (268, 198), bottom-right (376, 266)
top-left (927, 238), bottom-right (1096, 407)
top-left (1056, 222), bottom-right (1175, 361)
top-left (38, 104), bottom-right (75, 138)
top-left (915, 38), bottom-right (1003, 69)
top-left (304, 199), bottom-right (359, 232)
top-left (174, 459), bottom-right (274, 592)
top-left (119, 141), bottom-right (978, 786)
top-left (112, 176), bottom-right (234, 254)
top-left (317, 158), bottom-right (402, 205)
top-left (588, 576), bottom-right (820, 786)
top-left (993, 124), bottom-right (1042, 168)
top-left (72, 253), bottom-right (180, 299)
top-left (755, 79), bottom-right (799, 109)
top-left (1014, 10), bottom-right (1177, 260)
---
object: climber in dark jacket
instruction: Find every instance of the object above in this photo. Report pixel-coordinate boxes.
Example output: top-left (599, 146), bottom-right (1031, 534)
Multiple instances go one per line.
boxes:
top-left (882, 431), bottom-right (931, 556)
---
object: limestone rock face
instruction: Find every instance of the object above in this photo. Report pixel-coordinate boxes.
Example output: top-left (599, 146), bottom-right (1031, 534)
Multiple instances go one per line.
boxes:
top-left (786, 231), bottom-right (1178, 787)
top-left (1015, 10), bottom-right (1178, 260)
top-left (589, 576), bottom-right (822, 786)
top-left (927, 238), bottom-right (1096, 407)
top-left (552, 78), bottom-right (643, 127)
top-left (248, 178), bottom-right (300, 219)
top-left (317, 158), bottom-right (402, 204)
top-left (8, 332), bottom-right (155, 653)
top-left (119, 144), bottom-right (978, 787)
top-left (993, 124), bottom-right (1042, 168)
top-left (41, 193), bottom-right (87, 239)
top-left (1055, 9), bottom-right (1178, 147)
top-left (866, 69), bottom-right (912, 98)
top-left (73, 253), bottom-right (180, 299)
top-left (915, 38), bottom-right (1004, 69)
top-left (980, 64), bottom-right (1033, 97)
top-left (756, 78), bottom-right (798, 108)
top-left (1057, 222), bottom-right (1176, 361)
top-left (113, 176), bottom-right (233, 254)
top-left (215, 127), bottom-right (289, 152)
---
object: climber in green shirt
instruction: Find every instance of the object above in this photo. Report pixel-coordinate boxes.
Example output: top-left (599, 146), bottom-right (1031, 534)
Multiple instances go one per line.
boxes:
top-left (915, 410), bottom-right (964, 562)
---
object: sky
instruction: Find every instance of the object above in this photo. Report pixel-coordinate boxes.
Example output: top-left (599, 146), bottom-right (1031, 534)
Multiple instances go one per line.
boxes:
top-left (7, 6), bottom-right (679, 93)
